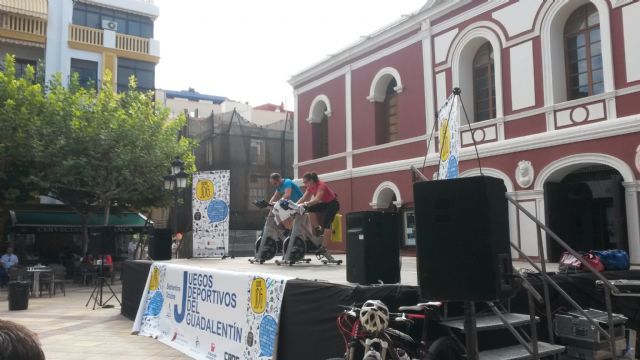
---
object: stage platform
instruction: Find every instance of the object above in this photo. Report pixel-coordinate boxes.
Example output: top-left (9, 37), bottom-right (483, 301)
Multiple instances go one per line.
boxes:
top-left (122, 258), bottom-right (639, 360)
top-left (160, 255), bottom-right (566, 286)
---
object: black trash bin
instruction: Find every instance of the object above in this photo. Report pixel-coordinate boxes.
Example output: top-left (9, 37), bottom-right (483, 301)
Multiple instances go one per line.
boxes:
top-left (8, 281), bottom-right (30, 310)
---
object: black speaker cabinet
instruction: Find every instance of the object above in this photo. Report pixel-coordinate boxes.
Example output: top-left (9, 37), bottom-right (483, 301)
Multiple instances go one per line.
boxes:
top-left (150, 228), bottom-right (172, 260)
top-left (88, 227), bottom-right (115, 255)
top-left (413, 176), bottom-right (514, 301)
top-left (346, 211), bottom-right (400, 285)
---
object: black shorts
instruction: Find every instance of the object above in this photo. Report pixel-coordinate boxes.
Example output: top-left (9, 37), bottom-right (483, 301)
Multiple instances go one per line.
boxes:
top-left (307, 199), bottom-right (340, 229)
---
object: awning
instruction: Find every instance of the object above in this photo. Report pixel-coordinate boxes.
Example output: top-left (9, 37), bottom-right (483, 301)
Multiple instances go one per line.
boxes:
top-left (9, 210), bottom-right (153, 234)
top-left (0, 0), bottom-right (48, 19)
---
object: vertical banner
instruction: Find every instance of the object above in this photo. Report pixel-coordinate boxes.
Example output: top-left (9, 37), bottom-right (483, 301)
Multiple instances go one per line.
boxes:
top-left (437, 94), bottom-right (460, 179)
top-left (132, 263), bottom-right (290, 360)
top-left (192, 171), bottom-right (230, 258)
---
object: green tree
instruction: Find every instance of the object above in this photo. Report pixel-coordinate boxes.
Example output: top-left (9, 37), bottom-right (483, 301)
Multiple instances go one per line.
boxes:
top-left (40, 73), bottom-right (195, 254)
top-left (0, 55), bottom-right (46, 205)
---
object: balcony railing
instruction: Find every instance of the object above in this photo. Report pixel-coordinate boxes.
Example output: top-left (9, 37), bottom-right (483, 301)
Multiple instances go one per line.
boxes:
top-left (69, 24), bottom-right (103, 46)
top-left (69, 24), bottom-right (158, 61)
top-left (116, 33), bottom-right (149, 54)
top-left (0, 12), bottom-right (46, 42)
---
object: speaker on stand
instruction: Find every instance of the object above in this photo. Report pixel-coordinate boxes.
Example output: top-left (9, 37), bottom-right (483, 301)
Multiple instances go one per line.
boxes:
top-left (413, 176), bottom-right (514, 301)
top-left (150, 228), bottom-right (172, 261)
top-left (346, 211), bottom-right (400, 285)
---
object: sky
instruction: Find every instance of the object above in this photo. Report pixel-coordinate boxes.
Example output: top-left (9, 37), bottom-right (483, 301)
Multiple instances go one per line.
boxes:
top-left (154, 0), bottom-right (427, 110)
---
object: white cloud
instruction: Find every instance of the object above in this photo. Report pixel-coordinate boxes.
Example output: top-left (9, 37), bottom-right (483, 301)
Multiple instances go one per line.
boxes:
top-left (154, 0), bottom-right (426, 109)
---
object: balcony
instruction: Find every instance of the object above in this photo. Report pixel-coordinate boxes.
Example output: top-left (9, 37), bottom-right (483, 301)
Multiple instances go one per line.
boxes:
top-left (68, 24), bottom-right (160, 63)
top-left (0, 12), bottom-right (46, 45)
top-left (68, 24), bottom-right (103, 47)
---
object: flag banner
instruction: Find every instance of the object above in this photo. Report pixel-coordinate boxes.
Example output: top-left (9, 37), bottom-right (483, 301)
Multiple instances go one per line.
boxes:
top-left (192, 171), bottom-right (230, 257)
top-left (437, 94), bottom-right (460, 179)
top-left (133, 263), bottom-right (290, 360)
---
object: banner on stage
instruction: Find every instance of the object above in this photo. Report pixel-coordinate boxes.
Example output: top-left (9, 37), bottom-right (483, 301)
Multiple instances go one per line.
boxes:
top-left (133, 263), bottom-right (290, 360)
top-left (437, 94), bottom-right (460, 179)
top-left (192, 171), bottom-right (230, 257)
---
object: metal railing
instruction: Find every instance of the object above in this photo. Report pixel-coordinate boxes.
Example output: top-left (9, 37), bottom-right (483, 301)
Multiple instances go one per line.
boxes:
top-left (116, 33), bottom-right (150, 54)
top-left (69, 24), bottom-right (103, 46)
top-left (0, 12), bottom-right (46, 38)
top-left (506, 194), bottom-right (622, 358)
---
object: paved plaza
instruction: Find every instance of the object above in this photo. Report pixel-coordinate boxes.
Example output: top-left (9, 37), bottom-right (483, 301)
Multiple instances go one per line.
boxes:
top-left (0, 255), bottom-right (566, 360)
top-left (0, 281), bottom-right (189, 360)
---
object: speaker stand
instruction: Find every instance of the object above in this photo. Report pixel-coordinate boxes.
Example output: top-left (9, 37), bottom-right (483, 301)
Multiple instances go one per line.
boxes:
top-left (464, 301), bottom-right (479, 360)
top-left (85, 257), bottom-right (121, 310)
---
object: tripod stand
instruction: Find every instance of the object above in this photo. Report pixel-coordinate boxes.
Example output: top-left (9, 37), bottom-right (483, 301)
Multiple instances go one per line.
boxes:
top-left (85, 255), bottom-right (121, 310)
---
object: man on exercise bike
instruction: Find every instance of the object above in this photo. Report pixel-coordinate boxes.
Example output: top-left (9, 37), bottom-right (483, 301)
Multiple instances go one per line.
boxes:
top-left (268, 173), bottom-right (303, 230)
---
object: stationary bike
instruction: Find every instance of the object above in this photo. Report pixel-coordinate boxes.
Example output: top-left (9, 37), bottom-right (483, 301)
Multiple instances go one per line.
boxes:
top-left (249, 199), bottom-right (287, 264)
top-left (274, 200), bottom-right (342, 266)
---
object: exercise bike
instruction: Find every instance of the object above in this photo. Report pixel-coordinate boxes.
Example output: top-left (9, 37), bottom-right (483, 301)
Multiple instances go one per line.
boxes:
top-left (248, 199), bottom-right (287, 264)
top-left (274, 200), bottom-right (343, 266)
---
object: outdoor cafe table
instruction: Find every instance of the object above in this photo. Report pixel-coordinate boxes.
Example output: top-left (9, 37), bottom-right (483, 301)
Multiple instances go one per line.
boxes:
top-left (26, 267), bottom-right (52, 297)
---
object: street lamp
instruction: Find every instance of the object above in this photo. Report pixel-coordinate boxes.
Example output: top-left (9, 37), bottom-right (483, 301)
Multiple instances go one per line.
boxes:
top-left (171, 156), bottom-right (184, 175)
top-left (164, 157), bottom-right (188, 233)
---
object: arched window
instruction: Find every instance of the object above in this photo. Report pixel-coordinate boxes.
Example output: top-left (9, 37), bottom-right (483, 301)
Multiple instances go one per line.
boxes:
top-left (472, 42), bottom-right (496, 122)
top-left (564, 3), bottom-right (602, 100)
top-left (376, 78), bottom-right (399, 144)
top-left (312, 112), bottom-right (329, 159)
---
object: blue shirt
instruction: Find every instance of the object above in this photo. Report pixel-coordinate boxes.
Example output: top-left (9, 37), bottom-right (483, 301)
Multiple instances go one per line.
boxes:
top-left (1, 254), bottom-right (18, 269)
top-left (277, 178), bottom-right (303, 202)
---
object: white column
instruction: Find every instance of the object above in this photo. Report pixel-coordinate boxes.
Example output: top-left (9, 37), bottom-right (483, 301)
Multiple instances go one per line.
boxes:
top-left (624, 182), bottom-right (640, 264)
top-left (293, 92), bottom-right (299, 178)
top-left (345, 67), bottom-right (353, 169)
top-left (421, 20), bottom-right (436, 154)
top-left (535, 193), bottom-right (548, 257)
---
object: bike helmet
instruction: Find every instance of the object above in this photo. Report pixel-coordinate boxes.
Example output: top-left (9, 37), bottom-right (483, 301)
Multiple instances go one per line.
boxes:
top-left (359, 300), bottom-right (389, 333)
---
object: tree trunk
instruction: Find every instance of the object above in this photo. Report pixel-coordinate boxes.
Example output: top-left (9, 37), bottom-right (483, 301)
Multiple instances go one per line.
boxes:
top-left (81, 213), bottom-right (89, 256)
top-left (103, 200), bottom-right (111, 226)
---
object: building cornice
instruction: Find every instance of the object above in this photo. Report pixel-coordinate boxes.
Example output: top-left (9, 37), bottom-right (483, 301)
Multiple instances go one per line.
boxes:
top-left (288, 0), bottom-right (472, 88)
top-left (303, 113), bottom-right (640, 182)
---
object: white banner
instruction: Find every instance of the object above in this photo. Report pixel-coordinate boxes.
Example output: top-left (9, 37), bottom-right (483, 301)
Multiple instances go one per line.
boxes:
top-left (437, 94), bottom-right (460, 179)
top-left (133, 263), bottom-right (290, 360)
top-left (192, 171), bottom-right (230, 257)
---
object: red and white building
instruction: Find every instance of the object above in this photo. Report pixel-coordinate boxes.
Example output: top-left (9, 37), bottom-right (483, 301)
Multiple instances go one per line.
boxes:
top-left (289, 0), bottom-right (640, 264)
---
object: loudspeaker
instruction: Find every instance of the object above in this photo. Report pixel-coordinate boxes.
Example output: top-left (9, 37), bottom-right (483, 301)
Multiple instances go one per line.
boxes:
top-left (413, 176), bottom-right (514, 301)
top-left (88, 227), bottom-right (115, 255)
top-left (346, 211), bottom-right (400, 285)
top-left (150, 228), bottom-right (172, 260)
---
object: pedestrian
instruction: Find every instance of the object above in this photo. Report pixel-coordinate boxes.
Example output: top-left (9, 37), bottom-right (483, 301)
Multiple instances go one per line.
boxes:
top-left (0, 247), bottom-right (19, 286)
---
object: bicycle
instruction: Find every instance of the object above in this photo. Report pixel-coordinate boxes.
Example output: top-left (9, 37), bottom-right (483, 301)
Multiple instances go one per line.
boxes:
top-left (274, 200), bottom-right (342, 266)
top-left (329, 302), bottom-right (414, 360)
top-left (249, 199), bottom-right (287, 264)
top-left (329, 301), bottom-right (465, 360)
top-left (396, 303), bottom-right (465, 360)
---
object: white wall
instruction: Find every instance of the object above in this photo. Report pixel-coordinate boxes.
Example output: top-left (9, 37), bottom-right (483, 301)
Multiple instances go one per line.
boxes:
top-left (250, 109), bottom-right (288, 126)
top-left (509, 41), bottom-right (536, 111)
top-left (623, 2), bottom-right (640, 83)
top-left (44, 0), bottom-right (72, 84)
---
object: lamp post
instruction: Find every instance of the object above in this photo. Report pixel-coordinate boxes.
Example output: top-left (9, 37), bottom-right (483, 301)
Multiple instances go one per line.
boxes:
top-left (164, 156), bottom-right (188, 233)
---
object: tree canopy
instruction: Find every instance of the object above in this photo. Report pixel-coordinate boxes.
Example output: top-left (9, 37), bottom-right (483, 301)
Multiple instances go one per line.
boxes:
top-left (0, 54), bottom-right (196, 253)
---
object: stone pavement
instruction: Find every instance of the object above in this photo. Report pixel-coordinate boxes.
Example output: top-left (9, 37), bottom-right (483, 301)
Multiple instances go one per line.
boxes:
top-left (0, 281), bottom-right (189, 360)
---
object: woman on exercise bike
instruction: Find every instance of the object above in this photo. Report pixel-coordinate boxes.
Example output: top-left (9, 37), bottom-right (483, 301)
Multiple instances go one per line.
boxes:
top-left (297, 172), bottom-right (340, 247)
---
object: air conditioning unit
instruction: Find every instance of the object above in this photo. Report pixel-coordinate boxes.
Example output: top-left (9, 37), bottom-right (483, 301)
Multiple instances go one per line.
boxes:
top-left (101, 20), bottom-right (117, 31)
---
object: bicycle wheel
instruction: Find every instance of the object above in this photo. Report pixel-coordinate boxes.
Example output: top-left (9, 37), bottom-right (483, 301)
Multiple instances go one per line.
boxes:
top-left (424, 336), bottom-right (462, 360)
